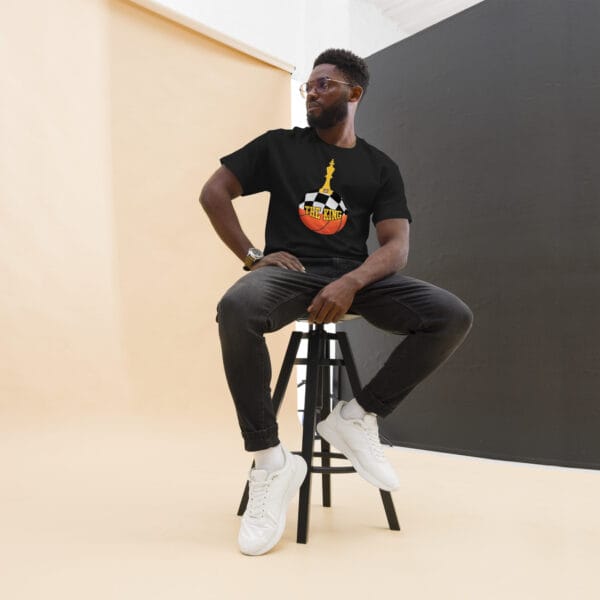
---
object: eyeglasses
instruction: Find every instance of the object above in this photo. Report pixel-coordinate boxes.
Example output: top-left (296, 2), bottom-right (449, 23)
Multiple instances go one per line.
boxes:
top-left (299, 76), bottom-right (355, 98)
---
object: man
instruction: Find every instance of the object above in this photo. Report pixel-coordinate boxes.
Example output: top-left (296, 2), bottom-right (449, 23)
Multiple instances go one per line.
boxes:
top-left (200, 49), bottom-right (473, 556)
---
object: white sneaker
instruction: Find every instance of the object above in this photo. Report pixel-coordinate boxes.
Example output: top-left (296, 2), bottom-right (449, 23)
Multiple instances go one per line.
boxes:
top-left (238, 448), bottom-right (307, 556)
top-left (316, 401), bottom-right (399, 492)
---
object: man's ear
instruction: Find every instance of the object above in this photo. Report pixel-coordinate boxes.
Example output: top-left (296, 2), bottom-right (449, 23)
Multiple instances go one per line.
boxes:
top-left (349, 85), bottom-right (363, 103)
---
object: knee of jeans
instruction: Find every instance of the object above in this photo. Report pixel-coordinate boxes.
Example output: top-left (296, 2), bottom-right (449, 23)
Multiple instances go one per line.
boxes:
top-left (429, 293), bottom-right (473, 338)
top-left (216, 287), bottom-right (261, 329)
top-left (446, 298), bottom-right (474, 338)
top-left (217, 291), bottom-right (243, 326)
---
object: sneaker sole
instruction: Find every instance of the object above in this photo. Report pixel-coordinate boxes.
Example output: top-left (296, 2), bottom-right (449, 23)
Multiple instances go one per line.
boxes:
top-left (316, 420), bottom-right (398, 492)
top-left (241, 455), bottom-right (308, 556)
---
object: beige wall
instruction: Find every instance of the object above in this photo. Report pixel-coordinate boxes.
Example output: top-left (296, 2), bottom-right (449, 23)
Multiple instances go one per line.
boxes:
top-left (0, 0), bottom-right (292, 425)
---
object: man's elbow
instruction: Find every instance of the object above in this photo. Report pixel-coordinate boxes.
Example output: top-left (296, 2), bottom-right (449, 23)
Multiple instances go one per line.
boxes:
top-left (397, 255), bottom-right (408, 271)
top-left (199, 183), bottom-right (217, 211)
top-left (200, 166), bottom-right (242, 209)
top-left (395, 246), bottom-right (409, 271)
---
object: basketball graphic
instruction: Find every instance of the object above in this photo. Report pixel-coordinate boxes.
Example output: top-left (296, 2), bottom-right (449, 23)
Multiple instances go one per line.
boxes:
top-left (298, 159), bottom-right (348, 235)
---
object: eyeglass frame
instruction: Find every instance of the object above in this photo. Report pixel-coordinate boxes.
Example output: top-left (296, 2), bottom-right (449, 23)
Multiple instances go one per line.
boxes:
top-left (299, 76), bottom-right (359, 98)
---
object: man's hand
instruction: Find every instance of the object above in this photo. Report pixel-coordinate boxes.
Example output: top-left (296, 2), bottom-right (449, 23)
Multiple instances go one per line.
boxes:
top-left (252, 252), bottom-right (305, 272)
top-left (307, 277), bottom-right (359, 324)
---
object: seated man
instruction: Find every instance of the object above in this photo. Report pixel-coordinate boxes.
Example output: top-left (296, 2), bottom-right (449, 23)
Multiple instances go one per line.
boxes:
top-left (200, 48), bottom-right (473, 556)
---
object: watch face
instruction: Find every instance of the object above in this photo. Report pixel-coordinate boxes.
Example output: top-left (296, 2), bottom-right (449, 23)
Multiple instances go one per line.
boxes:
top-left (244, 248), bottom-right (264, 268)
top-left (248, 249), bottom-right (262, 260)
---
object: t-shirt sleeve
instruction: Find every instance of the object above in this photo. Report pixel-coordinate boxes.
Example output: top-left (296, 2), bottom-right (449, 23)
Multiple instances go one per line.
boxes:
top-left (372, 160), bottom-right (412, 224)
top-left (219, 132), bottom-right (271, 196)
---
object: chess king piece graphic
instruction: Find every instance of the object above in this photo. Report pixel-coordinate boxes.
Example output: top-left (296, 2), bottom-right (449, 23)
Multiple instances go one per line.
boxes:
top-left (298, 159), bottom-right (348, 235)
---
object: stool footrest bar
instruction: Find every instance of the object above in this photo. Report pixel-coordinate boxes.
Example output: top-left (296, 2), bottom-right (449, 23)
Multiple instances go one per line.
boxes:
top-left (294, 358), bottom-right (345, 366)
top-left (311, 466), bottom-right (356, 474)
top-left (310, 451), bottom-right (348, 460)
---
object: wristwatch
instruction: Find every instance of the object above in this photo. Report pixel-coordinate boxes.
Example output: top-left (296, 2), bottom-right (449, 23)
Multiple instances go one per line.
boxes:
top-left (243, 247), bottom-right (264, 271)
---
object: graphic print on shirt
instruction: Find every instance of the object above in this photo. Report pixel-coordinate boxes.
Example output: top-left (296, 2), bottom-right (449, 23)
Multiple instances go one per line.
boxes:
top-left (298, 159), bottom-right (348, 235)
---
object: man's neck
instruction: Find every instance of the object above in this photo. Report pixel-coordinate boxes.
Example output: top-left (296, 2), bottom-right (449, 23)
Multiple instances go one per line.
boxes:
top-left (314, 121), bottom-right (357, 148)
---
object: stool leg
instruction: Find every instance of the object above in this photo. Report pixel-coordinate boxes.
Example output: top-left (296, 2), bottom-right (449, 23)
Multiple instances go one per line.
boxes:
top-left (335, 331), bottom-right (362, 398)
top-left (296, 328), bottom-right (321, 544)
top-left (237, 331), bottom-right (303, 517)
top-left (380, 490), bottom-right (401, 531)
top-left (336, 330), bottom-right (401, 532)
top-left (320, 334), bottom-right (332, 507)
top-left (272, 331), bottom-right (303, 415)
top-left (320, 438), bottom-right (332, 507)
top-left (236, 460), bottom-right (254, 516)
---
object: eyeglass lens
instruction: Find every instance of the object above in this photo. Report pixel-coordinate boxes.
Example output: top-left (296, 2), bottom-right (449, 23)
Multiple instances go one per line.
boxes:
top-left (300, 77), bottom-right (329, 97)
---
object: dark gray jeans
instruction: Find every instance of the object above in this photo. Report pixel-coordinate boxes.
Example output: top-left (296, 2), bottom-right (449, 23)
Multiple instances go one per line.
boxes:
top-left (217, 258), bottom-right (473, 451)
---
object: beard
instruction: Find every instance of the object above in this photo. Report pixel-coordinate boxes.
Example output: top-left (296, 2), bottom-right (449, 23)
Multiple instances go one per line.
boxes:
top-left (306, 96), bottom-right (348, 129)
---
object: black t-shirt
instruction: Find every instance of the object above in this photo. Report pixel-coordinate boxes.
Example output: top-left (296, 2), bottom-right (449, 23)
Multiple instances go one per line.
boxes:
top-left (220, 127), bottom-right (411, 262)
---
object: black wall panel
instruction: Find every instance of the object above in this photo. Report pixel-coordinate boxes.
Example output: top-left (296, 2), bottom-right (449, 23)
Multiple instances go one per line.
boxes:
top-left (341, 0), bottom-right (600, 468)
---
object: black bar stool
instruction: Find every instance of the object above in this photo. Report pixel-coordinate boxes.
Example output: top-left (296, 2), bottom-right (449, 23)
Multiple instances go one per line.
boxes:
top-left (237, 316), bottom-right (401, 544)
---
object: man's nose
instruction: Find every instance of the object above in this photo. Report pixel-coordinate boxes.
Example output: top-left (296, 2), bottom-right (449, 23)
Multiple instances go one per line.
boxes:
top-left (306, 87), bottom-right (319, 101)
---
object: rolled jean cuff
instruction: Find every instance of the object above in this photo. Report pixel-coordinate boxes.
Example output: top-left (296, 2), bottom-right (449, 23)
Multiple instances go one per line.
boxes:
top-left (242, 424), bottom-right (280, 452)
top-left (356, 390), bottom-right (395, 418)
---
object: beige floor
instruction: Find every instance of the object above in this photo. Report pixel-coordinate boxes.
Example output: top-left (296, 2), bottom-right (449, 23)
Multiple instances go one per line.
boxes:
top-left (1, 413), bottom-right (599, 600)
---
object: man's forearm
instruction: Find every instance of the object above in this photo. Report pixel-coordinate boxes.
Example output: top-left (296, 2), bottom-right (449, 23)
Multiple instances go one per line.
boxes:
top-left (200, 186), bottom-right (253, 262)
top-left (342, 241), bottom-right (408, 292)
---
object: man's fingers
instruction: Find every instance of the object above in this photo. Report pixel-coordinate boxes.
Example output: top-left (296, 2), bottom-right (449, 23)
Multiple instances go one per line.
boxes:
top-left (281, 253), bottom-right (305, 271)
top-left (317, 306), bottom-right (338, 324)
top-left (269, 252), bottom-right (305, 271)
top-left (253, 252), bottom-right (305, 271)
top-left (248, 251), bottom-right (306, 272)
top-left (278, 259), bottom-right (303, 271)
top-left (330, 311), bottom-right (342, 323)
top-left (308, 300), bottom-right (340, 324)
top-left (306, 302), bottom-right (318, 322)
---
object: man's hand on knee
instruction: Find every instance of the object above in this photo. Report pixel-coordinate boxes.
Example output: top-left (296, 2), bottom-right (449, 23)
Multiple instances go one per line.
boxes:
top-left (307, 278), bottom-right (359, 323)
top-left (251, 252), bottom-right (305, 272)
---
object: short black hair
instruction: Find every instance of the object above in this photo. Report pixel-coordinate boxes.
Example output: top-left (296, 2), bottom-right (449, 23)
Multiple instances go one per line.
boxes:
top-left (313, 48), bottom-right (370, 94)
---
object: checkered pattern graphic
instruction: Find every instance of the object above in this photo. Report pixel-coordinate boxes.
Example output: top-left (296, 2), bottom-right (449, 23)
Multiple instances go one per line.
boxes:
top-left (302, 191), bottom-right (348, 214)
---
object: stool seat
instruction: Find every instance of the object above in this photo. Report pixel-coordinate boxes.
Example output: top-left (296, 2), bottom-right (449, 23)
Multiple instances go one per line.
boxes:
top-left (237, 319), bottom-right (400, 544)
top-left (295, 313), bottom-right (361, 323)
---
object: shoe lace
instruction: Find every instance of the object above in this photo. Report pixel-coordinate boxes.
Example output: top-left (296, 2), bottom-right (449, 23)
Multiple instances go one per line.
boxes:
top-left (247, 478), bottom-right (273, 520)
top-left (362, 421), bottom-right (386, 462)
